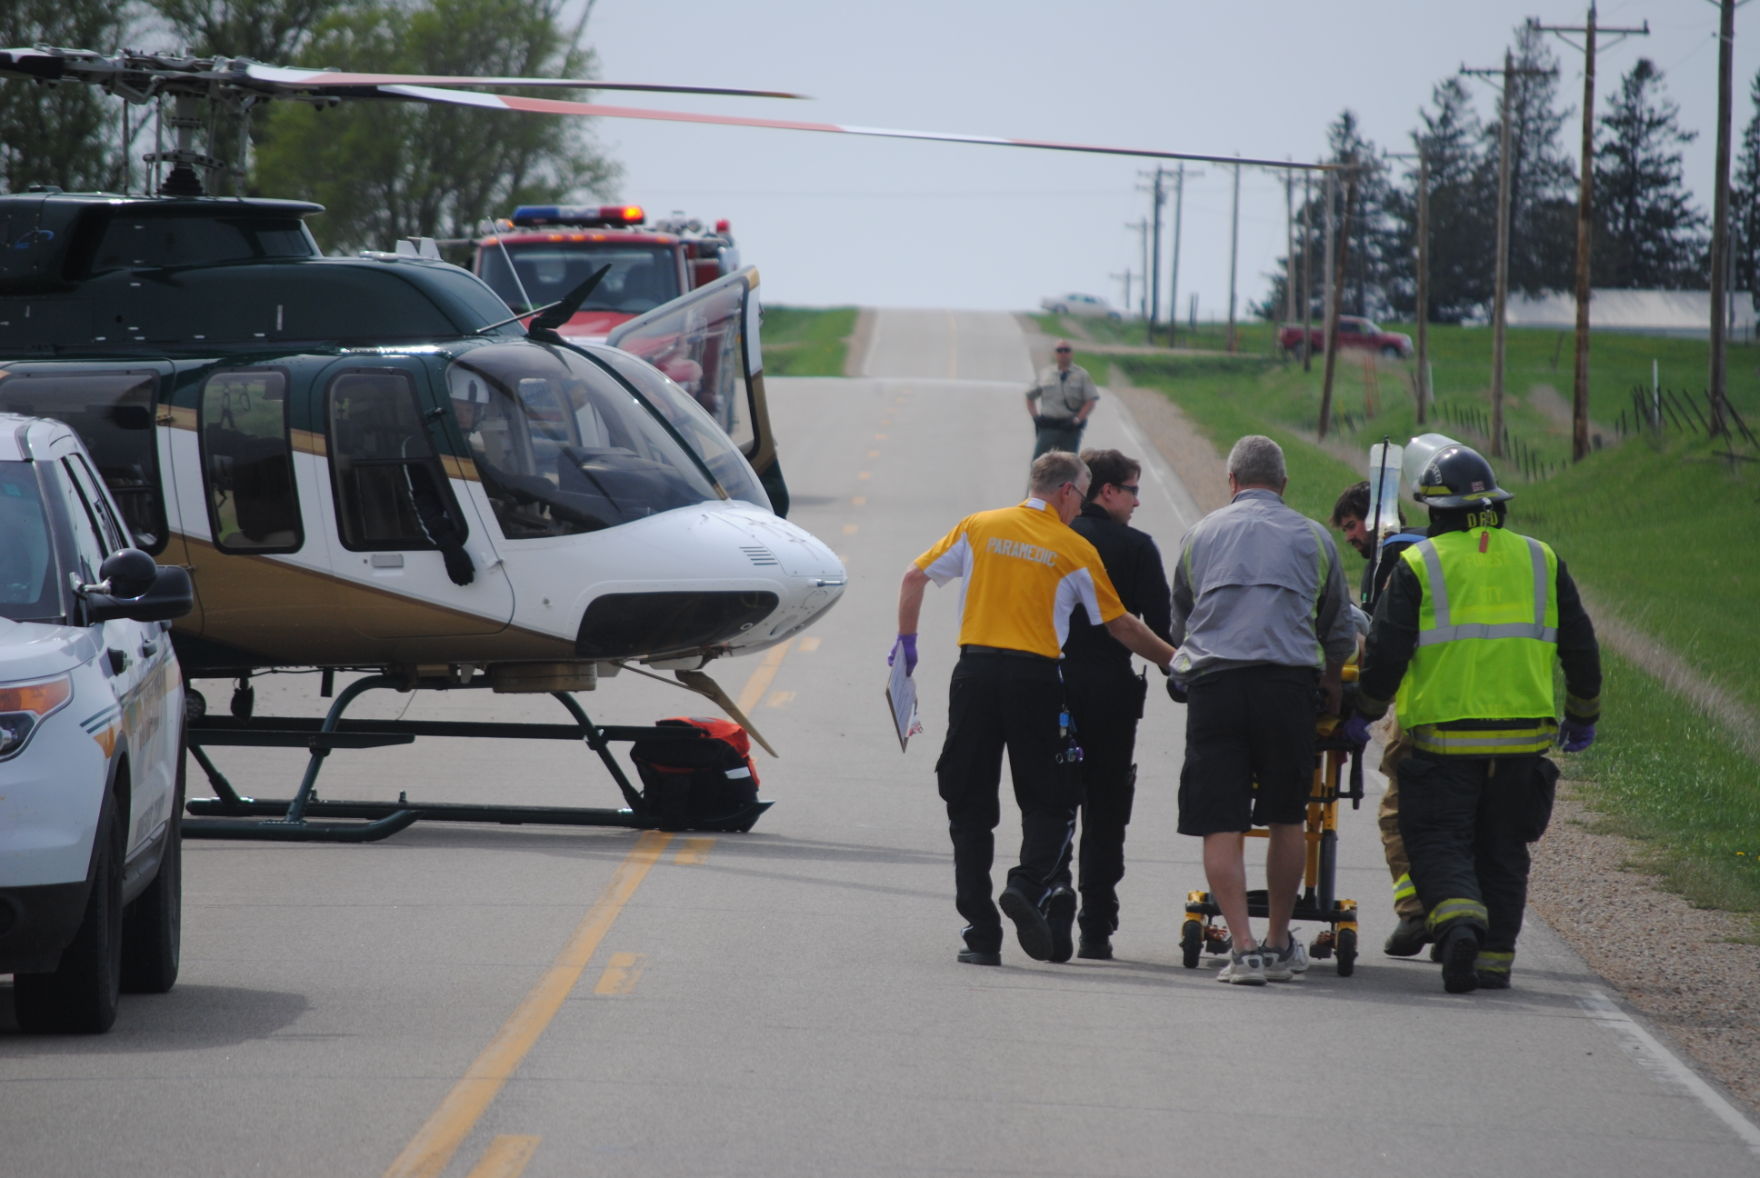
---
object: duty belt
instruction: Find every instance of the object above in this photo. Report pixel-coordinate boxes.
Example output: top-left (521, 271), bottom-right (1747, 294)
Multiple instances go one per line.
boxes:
top-left (961, 645), bottom-right (1059, 664)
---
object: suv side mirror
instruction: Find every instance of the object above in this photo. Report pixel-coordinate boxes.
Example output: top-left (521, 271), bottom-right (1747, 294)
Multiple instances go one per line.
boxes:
top-left (83, 550), bottom-right (195, 623)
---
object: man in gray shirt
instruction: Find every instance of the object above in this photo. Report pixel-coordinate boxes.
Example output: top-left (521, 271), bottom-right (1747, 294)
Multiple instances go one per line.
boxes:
top-left (1025, 340), bottom-right (1099, 458)
top-left (1169, 435), bottom-right (1357, 985)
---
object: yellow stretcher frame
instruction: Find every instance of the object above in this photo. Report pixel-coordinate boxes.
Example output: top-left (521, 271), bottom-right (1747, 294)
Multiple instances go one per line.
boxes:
top-left (1179, 716), bottom-right (1367, 975)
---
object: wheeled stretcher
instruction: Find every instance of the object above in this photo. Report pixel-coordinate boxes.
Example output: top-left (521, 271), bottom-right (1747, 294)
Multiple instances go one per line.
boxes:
top-left (1178, 703), bottom-right (1368, 975)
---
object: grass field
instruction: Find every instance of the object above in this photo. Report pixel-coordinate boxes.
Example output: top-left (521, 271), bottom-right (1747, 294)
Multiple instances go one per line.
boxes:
top-left (760, 306), bottom-right (857, 377)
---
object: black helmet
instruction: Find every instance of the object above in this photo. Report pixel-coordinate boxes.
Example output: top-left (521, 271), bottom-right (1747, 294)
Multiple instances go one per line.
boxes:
top-left (1413, 445), bottom-right (1512, 509)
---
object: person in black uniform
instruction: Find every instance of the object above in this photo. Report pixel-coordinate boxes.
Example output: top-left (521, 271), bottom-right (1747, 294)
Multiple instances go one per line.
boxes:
top-left (1044, 449), bottom-right (1173, 961)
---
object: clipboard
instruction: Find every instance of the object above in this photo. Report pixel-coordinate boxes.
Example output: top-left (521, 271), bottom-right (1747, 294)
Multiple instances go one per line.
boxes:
top-left (886, 649), bottom-right (923, 751)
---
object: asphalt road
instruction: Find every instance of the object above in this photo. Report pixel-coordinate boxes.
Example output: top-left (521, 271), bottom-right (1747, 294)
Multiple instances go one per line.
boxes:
top-left (4, 309), bottom-right (1757, 1177)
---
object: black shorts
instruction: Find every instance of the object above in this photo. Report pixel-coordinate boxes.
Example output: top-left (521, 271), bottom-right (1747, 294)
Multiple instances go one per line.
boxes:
top-left (1177, 665), bottom-right (1318, 836)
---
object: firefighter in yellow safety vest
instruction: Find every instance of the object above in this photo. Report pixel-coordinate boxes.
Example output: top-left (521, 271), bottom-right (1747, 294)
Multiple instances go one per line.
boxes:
top-left (1353, 444), bottom-right (1601, 994)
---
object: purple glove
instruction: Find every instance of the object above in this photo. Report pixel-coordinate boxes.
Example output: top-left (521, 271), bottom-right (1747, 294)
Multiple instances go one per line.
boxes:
top-left (1341, 713), bottom-right (1371, 748)
top-left (1559, 720), bottom-right (1596, 753)
top-left (888, 633), bottom-right (918, 676)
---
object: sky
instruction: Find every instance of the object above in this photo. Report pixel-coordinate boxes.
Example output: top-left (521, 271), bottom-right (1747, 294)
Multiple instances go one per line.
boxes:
top-left (576, 0), bottom-right (1754, 320)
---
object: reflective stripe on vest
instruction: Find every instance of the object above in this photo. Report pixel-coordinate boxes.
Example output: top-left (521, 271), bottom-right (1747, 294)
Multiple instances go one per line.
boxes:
top-left (1395, 530), bottom-right (1560, 734)
top-left (1413, 536), bottom-right (1558, 646)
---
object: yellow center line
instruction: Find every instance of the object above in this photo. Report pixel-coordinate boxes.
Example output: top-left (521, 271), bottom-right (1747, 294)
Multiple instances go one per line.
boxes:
top-left (736, 638), bottom-right (794, 714)
top-left (382, 831), bottom-right (673, 1178)
top-left (464, 1135), bottom-right (540, 1178)
top-left (674, 837), bottom-right (716, 864)
top-left (798, 636), bottom-right (822, 653)
top-left (593, 951), bottom-right (647, 995)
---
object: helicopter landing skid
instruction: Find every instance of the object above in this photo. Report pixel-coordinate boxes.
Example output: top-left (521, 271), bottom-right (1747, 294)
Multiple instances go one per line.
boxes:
top-left (182, 674), bottom-right (771, 841)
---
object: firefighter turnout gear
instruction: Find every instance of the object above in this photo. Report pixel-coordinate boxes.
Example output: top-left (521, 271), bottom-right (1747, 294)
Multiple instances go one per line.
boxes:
top-left (1357, 452), bottom-right (1600, 992)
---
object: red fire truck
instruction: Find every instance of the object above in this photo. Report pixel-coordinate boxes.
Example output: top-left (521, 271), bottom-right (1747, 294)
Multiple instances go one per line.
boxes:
top-left (471, 204), bottom-right (740, 342)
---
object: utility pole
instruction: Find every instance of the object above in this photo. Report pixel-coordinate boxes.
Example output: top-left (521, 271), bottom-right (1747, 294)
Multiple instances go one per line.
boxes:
top-left (1284, 170), bottom-right (1297, 330)
top-left (1125, 217), bottom-right (1150, 321)
top-left (1533, 5), bottom-right (1649, 462)
top-left (1464, 53), bottom-right (1555, 457)
top-left (1227, 160), bottom-right (1242, 353)
top-left (1387, 148), bottom-right (1432, 421)
top-left (1112, 268), bottom-right (1134, 314)
top-left (1707, 0), bottom-right (1749, 437)
top-left (1139, 168), bottom-right (1170, 343)
top-left (1301, 172), bottom-right (1314, 371)
top-left (1318, 162), bottom-right (1358, 440)
top-left (1167, 163), bottom-right (1199, 349)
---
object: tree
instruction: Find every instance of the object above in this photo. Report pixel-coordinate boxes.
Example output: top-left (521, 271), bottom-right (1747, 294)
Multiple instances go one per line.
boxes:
top-left (250, 0), bottom-right (618, 254)
top-left (1257, 111), bottom-right (1398, 322)
top-left (1386, 77), bottom-right (1492, 323)
top-left (1729, 68), bottom-right (1760, 297)
top-left (1593, 57), bottom-right (1708, 289)
top-left (1, 1), bottom-right (146, 193)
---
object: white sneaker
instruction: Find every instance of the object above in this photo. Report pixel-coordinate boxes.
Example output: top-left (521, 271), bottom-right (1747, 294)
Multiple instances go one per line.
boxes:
top-left (1217, 945), bottom-right (1267, 985)
top-left (1263, 935), bottom-right (1310, 982)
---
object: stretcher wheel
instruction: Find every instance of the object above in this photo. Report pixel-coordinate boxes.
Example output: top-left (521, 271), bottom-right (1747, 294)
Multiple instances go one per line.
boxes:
top-left (1179, 920), bottom-right (1204, 969)
top-left (1335, 928), bottom-right (1358, 977)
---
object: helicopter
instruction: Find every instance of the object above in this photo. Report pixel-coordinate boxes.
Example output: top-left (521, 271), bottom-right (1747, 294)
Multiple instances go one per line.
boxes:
top-left (0, 47), bottom-right (1329, 842)
top-left (0, 48), bottom-right (845, 840)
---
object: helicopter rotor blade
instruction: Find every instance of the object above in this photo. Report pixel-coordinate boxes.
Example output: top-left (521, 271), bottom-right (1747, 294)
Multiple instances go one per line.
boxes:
top-left (240, 62), bottom-right (804, 99)
top-left (673, 669), bottom-right (778, 759)
top-left (375, 85), bottom-right (1332, 171)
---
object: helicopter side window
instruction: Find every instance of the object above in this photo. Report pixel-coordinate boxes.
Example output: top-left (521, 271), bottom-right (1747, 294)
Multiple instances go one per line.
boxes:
top-left (0, 366), bottom-right (168, 553)
top-left (327, 371), bottom-right (466, 553)
top-left (200, 369), bottom-right (301, 553)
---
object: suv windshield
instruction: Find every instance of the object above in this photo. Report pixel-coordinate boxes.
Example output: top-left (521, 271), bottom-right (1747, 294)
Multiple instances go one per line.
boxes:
top-left (445, 342), bottom-right (723, 539)
top-left (0, 464), bottom-right (58, 622)
top-left (477, 242), bottom-right (680, 315)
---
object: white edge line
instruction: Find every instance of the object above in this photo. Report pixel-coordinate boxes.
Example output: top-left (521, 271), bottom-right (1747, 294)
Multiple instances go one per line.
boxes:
top-left (1578, 987), bottom-right (1760, 1157)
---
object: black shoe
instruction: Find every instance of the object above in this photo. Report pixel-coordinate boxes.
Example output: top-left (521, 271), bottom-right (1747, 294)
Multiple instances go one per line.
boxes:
top-left (1076, 934), bottom-right (1113, 960)
top-left (1042, 886), bottom-right (1077, 963)
top-left (1438, 926), bottom-right (1481, 994)
top-left (1384, 914), bottom-right (1430, 958)
top-left (1475, 970), bottom-right (1511, 990)
top-left (999, 887), bottom-right (1055, 961)
top-left (957, 946), bottom-right (1001, 966)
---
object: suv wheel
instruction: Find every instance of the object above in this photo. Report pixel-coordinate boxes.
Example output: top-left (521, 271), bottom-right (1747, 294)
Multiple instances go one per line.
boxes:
top-left (14, 802), bottom-right (125, 1034)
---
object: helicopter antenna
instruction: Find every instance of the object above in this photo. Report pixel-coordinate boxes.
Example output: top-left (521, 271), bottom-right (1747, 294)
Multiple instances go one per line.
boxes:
top-left (488, 222), bottom-right (537, 313)
top-left (526, 264), bottom-right (611, 342)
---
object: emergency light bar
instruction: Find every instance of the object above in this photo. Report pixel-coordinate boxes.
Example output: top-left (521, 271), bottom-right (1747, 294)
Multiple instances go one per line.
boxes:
top-left (510, 204), bottom-right (645, 228)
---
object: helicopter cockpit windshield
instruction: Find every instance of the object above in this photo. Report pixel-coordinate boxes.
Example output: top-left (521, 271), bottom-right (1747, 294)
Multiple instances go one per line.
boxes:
top-left (445, 343), bottom-right (722, 539)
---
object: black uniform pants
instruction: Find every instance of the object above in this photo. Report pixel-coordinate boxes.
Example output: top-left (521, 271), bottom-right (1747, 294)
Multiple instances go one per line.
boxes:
top-left (1396, 751), bottom-right (1559, 955)
top-left (1051, 663), bottom-right (1146, 937)
top-left (935, 651), bottom-right (1079, 949)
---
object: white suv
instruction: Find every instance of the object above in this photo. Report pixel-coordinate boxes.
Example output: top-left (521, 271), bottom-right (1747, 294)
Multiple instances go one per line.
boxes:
top-left (0, 414), bottom-right (193, 1033)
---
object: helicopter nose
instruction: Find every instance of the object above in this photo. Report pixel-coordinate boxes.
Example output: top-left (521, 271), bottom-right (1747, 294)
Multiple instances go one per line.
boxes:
top-left (732, 512), bottom-right (846, 646)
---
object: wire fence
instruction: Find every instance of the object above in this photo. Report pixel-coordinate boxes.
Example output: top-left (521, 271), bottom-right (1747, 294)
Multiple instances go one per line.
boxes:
top-left (1618, 385), bottom-right (1760, 448)
top-left (1428, 399), bottom-right (1566, 483)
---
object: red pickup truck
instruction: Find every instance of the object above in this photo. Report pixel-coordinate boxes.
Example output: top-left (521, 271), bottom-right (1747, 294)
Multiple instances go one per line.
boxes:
top-left (1278, 315), bottom-right (1413, 359)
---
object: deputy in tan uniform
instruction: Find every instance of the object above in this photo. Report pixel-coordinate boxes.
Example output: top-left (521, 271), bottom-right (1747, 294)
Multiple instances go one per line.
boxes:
top-left (895, 451), bottom-right (1176, 967)
top-left (1025, 341), bottom-right (1099, 459)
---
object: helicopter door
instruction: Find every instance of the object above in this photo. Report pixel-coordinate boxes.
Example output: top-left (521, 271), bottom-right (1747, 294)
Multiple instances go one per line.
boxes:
top-left (607, 266), bottom-right (788, 515)
top-left (318, 365), bottom-right (513, 638)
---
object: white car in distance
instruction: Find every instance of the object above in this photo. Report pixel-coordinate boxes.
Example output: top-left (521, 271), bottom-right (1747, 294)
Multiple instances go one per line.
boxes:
top-left (0, 413), bottom-right (193, 1034)
top-left (1040, 292), bottom-right (1124, 321)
